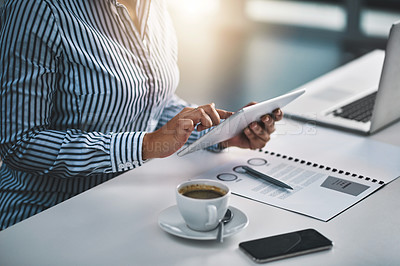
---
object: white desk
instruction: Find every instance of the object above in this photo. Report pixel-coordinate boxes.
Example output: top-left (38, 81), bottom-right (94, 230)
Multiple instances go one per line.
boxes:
top-left (0, 119), bottom-right (399, 266)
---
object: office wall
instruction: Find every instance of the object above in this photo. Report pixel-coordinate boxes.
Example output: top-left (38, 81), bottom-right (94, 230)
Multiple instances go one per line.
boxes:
top-left (168, 1), bottom-right (344, 110)
top-left (168, 0), bottom-right (398, 111)
top-left (0, 0), bottom-right (397, 111)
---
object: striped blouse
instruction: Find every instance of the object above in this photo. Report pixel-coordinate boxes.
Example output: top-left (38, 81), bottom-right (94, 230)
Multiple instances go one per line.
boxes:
top-left (0, 0), bottom-right (212, 230)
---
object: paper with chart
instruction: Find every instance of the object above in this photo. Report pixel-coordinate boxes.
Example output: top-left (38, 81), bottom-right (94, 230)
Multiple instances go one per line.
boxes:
top-left (193, 151), bottom-right (383, 221)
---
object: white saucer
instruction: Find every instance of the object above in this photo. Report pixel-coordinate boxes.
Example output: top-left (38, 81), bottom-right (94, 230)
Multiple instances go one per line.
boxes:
top-left (158, 205), bottom-right (248, 240)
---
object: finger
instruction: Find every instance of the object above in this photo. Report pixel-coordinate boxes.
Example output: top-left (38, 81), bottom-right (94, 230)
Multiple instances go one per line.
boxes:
top-left (197, 123), bottom-right (212, 131)
top-left (176, 119), bottom-right (195, 142)
top-left (272, 108), bottom-right (283, 121)
top-left (191, 108), bottom-right (213, 130)
top-left (243, 101), bottom-right (257, 108)
top-left (244, 128), bottom-right (265, 150)
top-left (244, 127), bottom-right (269, 149)
top-left (197, 103), bottom-right (222, 125)
top-left (249, 122), bottom-right (269, 142)
top-left (177, 118), bottom-right (195, 132)
top-left (260, 115), bottom-right (275, 133)
top-left (216, 109), bottom-right (234, 119)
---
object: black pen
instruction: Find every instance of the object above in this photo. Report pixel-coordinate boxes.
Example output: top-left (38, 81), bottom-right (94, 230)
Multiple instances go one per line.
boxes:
top-left (242, 166), bottom-right (293, 190)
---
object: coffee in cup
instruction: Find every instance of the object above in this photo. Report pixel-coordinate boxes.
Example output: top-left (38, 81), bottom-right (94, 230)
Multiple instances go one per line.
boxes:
top-left (176, 179), bottom-right (230, 232)
top-left (179, 184), bottom-right (227, 199)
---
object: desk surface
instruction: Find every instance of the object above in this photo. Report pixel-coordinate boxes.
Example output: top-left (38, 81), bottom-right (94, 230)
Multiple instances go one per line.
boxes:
top-left (0, 119), bottom-right (399, 266)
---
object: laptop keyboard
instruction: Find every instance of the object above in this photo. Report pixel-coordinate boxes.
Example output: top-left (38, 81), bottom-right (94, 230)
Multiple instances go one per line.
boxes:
top-left (332, 92), bottom-right (377, 122)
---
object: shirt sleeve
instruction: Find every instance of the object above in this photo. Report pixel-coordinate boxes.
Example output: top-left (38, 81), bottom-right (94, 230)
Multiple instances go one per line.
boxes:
top-left (0, 1), bottom-right (145, 178)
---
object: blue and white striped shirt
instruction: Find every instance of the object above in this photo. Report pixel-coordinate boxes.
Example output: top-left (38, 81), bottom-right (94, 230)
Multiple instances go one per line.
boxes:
top-left (0, 0), bottom-right (210, 230)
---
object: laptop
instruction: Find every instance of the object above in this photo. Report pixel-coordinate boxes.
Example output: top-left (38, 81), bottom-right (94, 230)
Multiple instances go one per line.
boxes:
top-left (284, 21), bottom-right (400, 135)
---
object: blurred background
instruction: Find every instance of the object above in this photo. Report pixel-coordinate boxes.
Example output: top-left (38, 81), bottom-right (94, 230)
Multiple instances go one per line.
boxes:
top-left (168, 0), bottom-right (400, 111)
top-left (1, 0), bottom-right (399, 111)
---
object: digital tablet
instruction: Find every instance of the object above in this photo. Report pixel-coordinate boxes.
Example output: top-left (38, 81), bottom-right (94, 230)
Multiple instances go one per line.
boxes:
top-left (177, 89), bottom-right (306, 156)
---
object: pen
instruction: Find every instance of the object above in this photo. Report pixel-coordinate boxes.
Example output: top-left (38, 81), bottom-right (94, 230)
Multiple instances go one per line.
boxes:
top-left (242, 166), bottom-right (293, 190)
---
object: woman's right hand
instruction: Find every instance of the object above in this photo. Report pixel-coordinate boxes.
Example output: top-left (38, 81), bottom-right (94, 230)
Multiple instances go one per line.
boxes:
top-left (142, 104), bottom-right (233, 160)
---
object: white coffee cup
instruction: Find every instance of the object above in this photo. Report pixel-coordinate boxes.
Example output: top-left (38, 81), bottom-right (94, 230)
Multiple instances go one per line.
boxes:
top-left (176, 179), bottom-right (231, 232)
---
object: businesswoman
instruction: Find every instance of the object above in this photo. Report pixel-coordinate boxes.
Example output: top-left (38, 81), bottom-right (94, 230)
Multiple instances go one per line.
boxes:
top-left (0, 0), bottom-right (282, 230)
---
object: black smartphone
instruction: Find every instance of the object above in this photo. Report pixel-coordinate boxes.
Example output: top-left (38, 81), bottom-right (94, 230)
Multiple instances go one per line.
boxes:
top-left (239, 229), bottom-right (333, 263)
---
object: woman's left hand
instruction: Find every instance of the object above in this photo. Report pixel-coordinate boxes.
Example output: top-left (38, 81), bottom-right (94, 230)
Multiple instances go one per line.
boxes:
top-left (220, 105), bottom-right (283, 150)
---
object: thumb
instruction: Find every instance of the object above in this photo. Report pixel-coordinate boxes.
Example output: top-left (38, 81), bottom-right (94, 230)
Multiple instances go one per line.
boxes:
top-left (243, 101), bottom-right (257, 108)
top-left (176, 119), bottom-right (195, 143)
top-left (217, 109), bottom-right (234, 119)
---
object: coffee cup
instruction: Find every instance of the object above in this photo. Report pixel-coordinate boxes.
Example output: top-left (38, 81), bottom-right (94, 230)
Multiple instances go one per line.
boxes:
top-left (176, 179), bottom-right (230, 232)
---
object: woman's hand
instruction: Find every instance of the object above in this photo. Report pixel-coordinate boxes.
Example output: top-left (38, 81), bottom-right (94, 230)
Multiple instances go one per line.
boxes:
top-left (220, 105), bottom-right (283, 150)
top-left (142, 103), bottom-right (233, 159)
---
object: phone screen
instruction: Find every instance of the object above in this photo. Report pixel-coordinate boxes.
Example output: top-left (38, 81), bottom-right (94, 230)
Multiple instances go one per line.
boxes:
top-left (239, 229), bottom-right (333, 263)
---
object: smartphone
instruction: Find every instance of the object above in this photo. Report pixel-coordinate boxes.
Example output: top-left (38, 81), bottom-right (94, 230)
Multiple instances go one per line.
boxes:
top-left (239, 229), bottom-right (333, 263)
